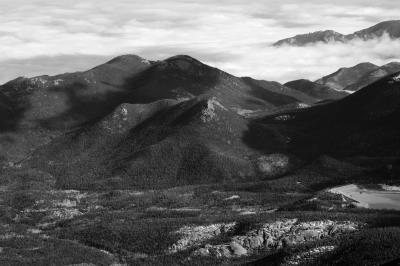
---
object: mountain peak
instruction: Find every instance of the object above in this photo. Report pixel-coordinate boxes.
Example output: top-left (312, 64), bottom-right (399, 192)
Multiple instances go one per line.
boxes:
top-left (364, 20), bottom-right (400, 32)
top-left (145, 55), bottom-right (215, 75)
top-left (274, 20), bottom-right (400, 46)
top-left (350, 20), bottom-right (400, 40)
top-left (164, 55), bottom-right (205, 68)
top-left (273, 30), bottom-right (345, 46)
top-left (166, 54), bottom-right (199, 61)
top-left (106, 54), bottom-right (151, 66)
top-left (315, 62), bottom-right (379, 90)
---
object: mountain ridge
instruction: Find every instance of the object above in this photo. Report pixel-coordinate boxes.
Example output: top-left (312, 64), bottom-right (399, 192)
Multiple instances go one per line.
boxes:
top-left (313, 61), bottom-right (400, 92)
top-left (274, 20), bottom-right (400, 46)
top-left (0, 54), bottom-right (321, 164)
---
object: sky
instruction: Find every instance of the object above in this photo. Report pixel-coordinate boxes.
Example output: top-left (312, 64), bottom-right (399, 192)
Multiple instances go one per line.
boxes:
top-left (0, 0), bottom-right (399, 83)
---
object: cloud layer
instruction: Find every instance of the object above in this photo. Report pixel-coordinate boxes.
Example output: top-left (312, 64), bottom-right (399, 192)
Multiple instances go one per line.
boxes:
top-left (0, 0), bottom-right (399, 83)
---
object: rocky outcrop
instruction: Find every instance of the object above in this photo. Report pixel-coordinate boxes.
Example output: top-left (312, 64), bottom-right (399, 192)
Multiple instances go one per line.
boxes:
top-left (192, 219), bottom-right (360, 258)
top-left (168, 222), bottom-right (236, 253)
top-left (282, 245), bottom-right (336, 266)
top-left (200, 97), bottom-right (227, 123)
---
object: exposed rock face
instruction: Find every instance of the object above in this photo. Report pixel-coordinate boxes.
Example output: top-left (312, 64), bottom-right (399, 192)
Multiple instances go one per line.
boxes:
top-left (282, 245), bottom-right (336, 266)
top-left (200, 97), bottom-right (227, 123)
top-left (392, 73), bottom-right (400, 82)
top-left (192, 219), bottom-right (360, 258)
top-left (168, 222), bottom-right (236, 253)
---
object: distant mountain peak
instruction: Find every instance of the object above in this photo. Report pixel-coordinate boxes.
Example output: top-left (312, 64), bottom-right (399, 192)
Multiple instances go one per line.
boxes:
top-left (350, 20), bottom-right (400, 40)
top-left (274, 20), bottom-right (400, 46)
top-left (273, 30), bottom-right (345, 46)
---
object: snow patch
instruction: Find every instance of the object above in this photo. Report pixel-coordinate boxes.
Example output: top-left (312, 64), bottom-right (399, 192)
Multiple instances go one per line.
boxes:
top-left (297, 103), bottom-right (310, 109)
top-left (27, 228), bottom-right (42, 234)
top-left (53, 199), bottom-right (77, 208)
top-left (120, 107), bottom-right (128, 121)
top-left (224, 195), bottom-right (240, 201)
top-left (30, 77), bottom-right (48, 86)
top-left (170, 207), bottom-right (202, 212)
top-left (392, 74), bottom-right (400, 82)
top-left (274, 114), bottom-right (293, 121)
top-left (53, 79), bottom-right (63, 86)
top-left (141, 58), bottom-right (151, 64)
top-left (231, 107), bottom-right (257, 117)
top-left (176, 97), bottom-right (192, 102)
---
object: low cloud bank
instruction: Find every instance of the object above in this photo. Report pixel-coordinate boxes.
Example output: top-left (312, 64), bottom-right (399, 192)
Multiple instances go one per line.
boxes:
top-left (0, 35), bottom-right (399, 84)
top-left (211, 35), bottom-right (400, 83)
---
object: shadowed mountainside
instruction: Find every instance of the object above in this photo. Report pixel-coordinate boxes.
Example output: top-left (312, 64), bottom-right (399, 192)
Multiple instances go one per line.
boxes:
top-left (315, 62), bottom-right (379, 91)
top-left (28, 96), bottom-right (260, 189)
top-left (284, 79), bottom-right (350, 100)
top-left (2, 54), bottom-right (400, 191)
top-left (0, 55), bottom-right (320, 163)
top-left (244, 72), bottom-right (400, 159)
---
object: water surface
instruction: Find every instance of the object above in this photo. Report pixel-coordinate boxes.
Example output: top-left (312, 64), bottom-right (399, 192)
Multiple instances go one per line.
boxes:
top-left (329, 184), bottom-right (400, 210)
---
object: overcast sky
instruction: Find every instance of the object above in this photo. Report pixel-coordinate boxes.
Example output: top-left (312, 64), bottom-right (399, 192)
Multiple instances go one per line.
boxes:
top-left (0, 0), bottom-right (399, 83)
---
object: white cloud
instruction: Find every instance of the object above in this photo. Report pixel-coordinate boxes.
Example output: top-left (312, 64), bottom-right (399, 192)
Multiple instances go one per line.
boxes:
top-left (0, 0), bottom-right (399, 83)
top-left (218, 35), bottom-right (400, 82)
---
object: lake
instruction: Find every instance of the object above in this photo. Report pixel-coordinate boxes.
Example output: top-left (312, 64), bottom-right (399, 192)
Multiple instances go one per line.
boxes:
top-left (329, 184), bottom-right (400, 211)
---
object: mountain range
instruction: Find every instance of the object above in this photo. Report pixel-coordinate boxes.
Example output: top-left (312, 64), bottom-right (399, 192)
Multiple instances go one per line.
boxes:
top-left (0, 55), bottom-right (320, 165)
top-left (1, 54), bottom-right (399, 190)
top-left (1, 50), bottom-right (400, 265)
top-left (273, 20), bottom-right (400, 46)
